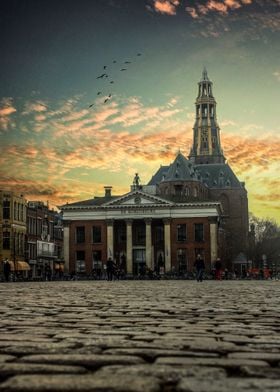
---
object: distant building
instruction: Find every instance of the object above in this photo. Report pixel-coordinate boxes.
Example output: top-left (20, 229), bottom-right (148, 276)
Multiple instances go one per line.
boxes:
top-left (26, 201), bottom-right (64, 279)
top-left (0, 190), bottom-right (29, 278)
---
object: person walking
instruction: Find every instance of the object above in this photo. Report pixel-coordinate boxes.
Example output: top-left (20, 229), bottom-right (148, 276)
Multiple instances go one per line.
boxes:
top-left (215, 258), bottom-right (222, 280)
top-left (106, 257), bottom-right (114, 281)
top-left (3, 259), bottom-right (11, 282)
top-left (194, 254), bottom-right (205, 282)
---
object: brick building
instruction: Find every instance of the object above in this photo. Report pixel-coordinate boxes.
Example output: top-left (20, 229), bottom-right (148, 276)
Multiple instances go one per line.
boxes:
top-left (26, 201), bottom-right (64, 279)
top-left (61, 69), bottom-right (248, 276)
top-left (0, 191), bottom-right (29, 278)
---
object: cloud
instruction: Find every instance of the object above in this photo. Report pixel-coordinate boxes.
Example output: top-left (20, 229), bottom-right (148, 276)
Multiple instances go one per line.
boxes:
top-left (149, 0), bottom-right (180, 15)
top-left (186, 0), bottom-right (253, 18)
top-left (22, 100), bottom-right (48, 115)
top-left (0, 98), bottom-right (17, 132)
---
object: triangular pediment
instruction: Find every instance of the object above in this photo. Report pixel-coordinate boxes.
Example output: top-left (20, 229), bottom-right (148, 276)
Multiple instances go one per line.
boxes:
top-left (104, 190), bottom-right (173, 207)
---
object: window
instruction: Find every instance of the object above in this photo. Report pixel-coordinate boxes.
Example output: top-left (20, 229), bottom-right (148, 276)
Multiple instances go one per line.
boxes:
top-left (155, 225), bottom-right (164, 243)
top-left (195, 223), bottom-right (204, 242)
top-left (76, 251), bottom-right (85, 272)
top-left (3, 200), bottom-right (10, 219)
top-left (177, 248), bottom-right (187, 274)
top-left (133, 223), bottom-right (145, 245)
top-left (76, 226), bottom-right (85, 243)
top-left (174, 185), bottom-right (183, 195)
top-left (177, 224), bottom-right (187, 242)
top-left (3, 231), bottom-right (10, 250)
top-left (92, 226), bottom-right (101, 243)
top-left (92, 250), bottom-right (102, 268)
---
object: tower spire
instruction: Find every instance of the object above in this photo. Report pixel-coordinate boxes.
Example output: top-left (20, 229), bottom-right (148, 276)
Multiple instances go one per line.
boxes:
top-left (202, 66), bottom-right (209, 81)
top-left (189, 69), bottom-right (225, 165)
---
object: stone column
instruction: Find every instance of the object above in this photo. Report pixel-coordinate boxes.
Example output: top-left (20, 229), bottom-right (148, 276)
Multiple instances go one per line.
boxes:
top-left (164, 219), bottom-right (171, 272)
top-left (63, 223), bottom-right (70, 273)
top-left (126, 220), bottom-right (133, 274)
top-left (106, 220), bottom-right (114, 259)
top-left (145, 219), bottom-right (152, 270)
top-left (209, 218), bottom-right (218, 266)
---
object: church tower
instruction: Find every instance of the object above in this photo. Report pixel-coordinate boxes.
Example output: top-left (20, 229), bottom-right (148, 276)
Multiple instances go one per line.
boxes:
top-left (189, 68), bottom-right (225, 164)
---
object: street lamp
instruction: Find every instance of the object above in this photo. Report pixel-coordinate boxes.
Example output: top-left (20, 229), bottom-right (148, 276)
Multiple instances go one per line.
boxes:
top-left (12, 226), bottom-right (16, 282)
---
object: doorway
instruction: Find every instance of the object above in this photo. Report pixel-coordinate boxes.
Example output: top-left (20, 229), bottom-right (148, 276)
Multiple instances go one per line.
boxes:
top-left (133, 248), bottom-right (146, 276)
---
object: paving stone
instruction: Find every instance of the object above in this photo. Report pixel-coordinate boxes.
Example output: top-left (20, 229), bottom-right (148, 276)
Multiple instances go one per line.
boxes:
top-left (240, 365), bottom-right (280, 379)
top-left (0, 363), bottom-right (87, 375)
top-left (94, 363), bottom-right (227, 381)
top-left (228, 352), bottom-right (280, 362)
top-left (0, 374), bottom-right (160, 392)
top-left (0, 355), bottom-right (15, 363)
top-left (177, 377), bottom-right (280, 391)
top-left (18, 354), bottom-right (145, 368)
top-left (103, 348), bottom-right (219, 360)
top-left (156, 356), bottom-right (269, 368)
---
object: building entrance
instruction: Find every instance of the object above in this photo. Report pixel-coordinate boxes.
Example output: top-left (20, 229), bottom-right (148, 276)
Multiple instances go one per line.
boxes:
top-left (133, 249), bottom-right (146, 276)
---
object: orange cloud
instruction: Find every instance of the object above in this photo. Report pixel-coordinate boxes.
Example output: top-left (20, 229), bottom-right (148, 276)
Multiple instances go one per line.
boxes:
top-left (0, 98), bottom-right (17, 132)
top-left (186, 0), bottom-right (253, 18)
top-left (151, 0), bottom-right (180, 15)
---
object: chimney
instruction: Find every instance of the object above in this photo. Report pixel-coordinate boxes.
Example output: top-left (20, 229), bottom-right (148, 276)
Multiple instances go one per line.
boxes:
top-left (104, 186), bottom-right (112, 197)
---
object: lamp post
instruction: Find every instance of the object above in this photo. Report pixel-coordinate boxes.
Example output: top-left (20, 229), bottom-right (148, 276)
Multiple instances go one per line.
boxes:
top-left (12, 228), bottom-right (16, 282)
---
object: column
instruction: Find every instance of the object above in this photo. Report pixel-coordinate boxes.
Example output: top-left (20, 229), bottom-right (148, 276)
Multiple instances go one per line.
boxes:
top-left (126, 220), bottom-right (133, 274)
top-left (106, 220), bottom-right (114, 259)
top-left (63, 223), bottom-right (70, 273)
top-left (164, 219), bottom-right (171, 272)
top-left (145, 219), bottom-right (152, 270)
top-left (209, 218), bottom-right (218, 266)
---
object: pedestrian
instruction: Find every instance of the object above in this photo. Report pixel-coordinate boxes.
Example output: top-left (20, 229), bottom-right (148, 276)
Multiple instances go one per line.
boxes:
top-left (194, 254), bottom-right (205, 282)
top-left (3, 259), bottom-right (11, 282)
top-left (215, 258), bottom-right (222, 280)
top-left (106, 257), bottom-right (114, 281)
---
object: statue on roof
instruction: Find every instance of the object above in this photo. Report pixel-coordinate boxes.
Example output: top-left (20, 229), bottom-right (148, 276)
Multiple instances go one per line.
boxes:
top-left (133, 173), bottom-right (140, 188)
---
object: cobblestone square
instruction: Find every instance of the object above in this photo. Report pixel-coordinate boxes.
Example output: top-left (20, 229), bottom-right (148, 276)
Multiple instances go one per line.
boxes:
top-left (0, 280), bottom-right (280, 391)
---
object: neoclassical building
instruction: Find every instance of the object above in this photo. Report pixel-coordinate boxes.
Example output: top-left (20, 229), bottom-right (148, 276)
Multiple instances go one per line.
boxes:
top-left (61, 69), bottom-right (248, 276)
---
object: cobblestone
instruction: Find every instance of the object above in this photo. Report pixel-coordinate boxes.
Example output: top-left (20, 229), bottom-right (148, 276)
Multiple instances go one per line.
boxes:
top-left (0, 280), bottom-right (280, 391)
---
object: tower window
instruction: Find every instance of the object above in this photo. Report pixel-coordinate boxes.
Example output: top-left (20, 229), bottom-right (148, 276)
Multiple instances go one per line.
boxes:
top-left (3, 200), bottom-right (10, 219)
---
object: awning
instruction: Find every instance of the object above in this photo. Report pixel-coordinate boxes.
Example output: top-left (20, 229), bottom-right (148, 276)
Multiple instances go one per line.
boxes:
top-left (8, 261), bottom-right (31, 271)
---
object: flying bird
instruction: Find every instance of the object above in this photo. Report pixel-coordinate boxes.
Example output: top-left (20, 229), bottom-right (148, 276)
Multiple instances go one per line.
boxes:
top-left (96, 73), bottom-right (108, 79)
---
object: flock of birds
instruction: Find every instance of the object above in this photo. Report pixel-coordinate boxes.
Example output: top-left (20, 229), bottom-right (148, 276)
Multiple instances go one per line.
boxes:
top-left (88, 53), bottom-right (142, 108)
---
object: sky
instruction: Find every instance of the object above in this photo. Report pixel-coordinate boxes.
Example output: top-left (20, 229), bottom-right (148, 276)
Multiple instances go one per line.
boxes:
top-left (0, 0), bottom-right (279, 223)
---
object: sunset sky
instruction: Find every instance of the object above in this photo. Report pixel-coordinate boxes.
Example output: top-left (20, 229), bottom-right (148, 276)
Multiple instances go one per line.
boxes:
top-left (0, 0), bottom-right (279, 223)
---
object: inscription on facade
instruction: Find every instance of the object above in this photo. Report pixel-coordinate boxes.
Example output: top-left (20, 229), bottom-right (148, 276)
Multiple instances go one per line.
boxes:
top-left (121, 209), bottom-right (156, 214)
